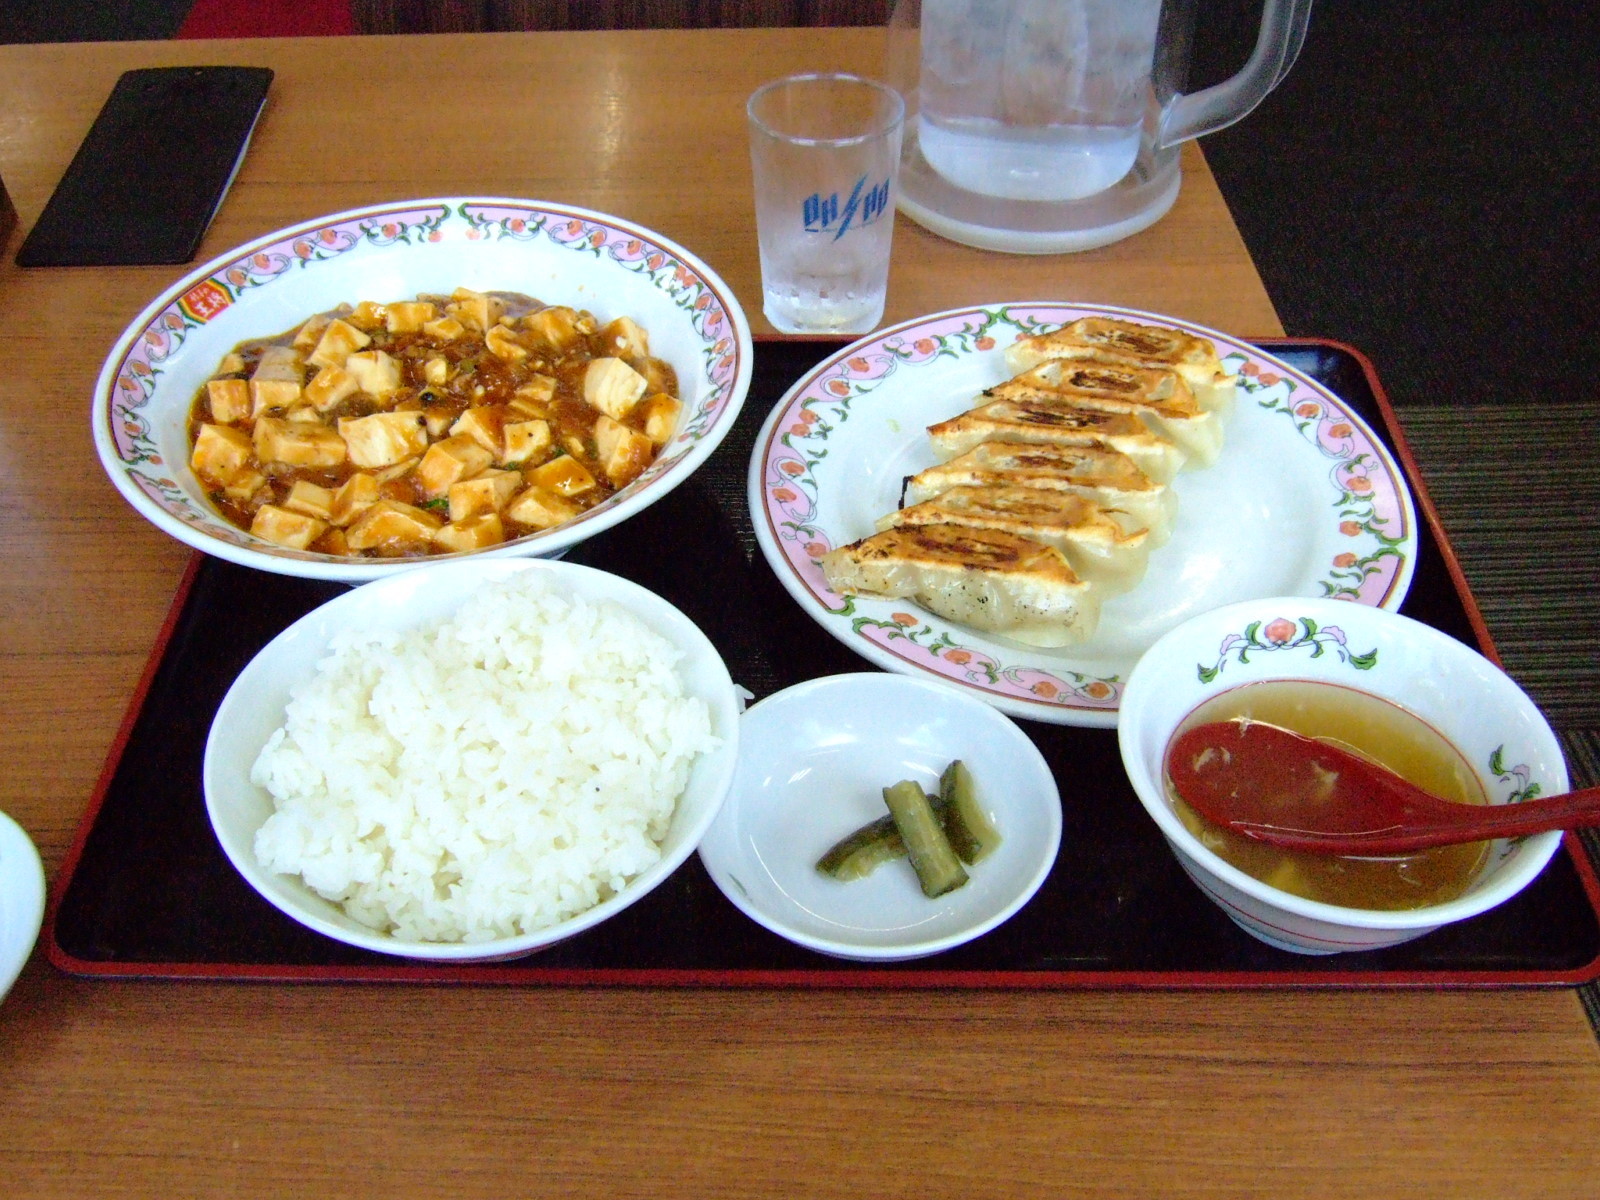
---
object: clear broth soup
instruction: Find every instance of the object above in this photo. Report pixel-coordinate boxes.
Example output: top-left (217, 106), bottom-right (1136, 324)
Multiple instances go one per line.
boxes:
top-left (1165, 680), bottom-right (1490, 911)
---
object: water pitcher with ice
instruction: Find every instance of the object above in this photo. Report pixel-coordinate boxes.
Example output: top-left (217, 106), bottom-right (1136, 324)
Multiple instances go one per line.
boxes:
top-left (889, 0), bottom-right (1313, 253)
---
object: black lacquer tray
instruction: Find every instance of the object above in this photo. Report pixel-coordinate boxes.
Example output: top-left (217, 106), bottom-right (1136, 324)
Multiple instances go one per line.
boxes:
top-left (46, 338), bottom-right (1600, 987)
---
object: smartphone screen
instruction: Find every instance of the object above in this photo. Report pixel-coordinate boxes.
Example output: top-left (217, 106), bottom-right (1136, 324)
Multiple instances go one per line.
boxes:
top-left (16, 65), bottom-right (274, 268)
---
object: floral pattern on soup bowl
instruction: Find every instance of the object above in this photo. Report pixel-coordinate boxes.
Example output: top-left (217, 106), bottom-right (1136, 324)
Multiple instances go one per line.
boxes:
top-left (1117, 597), bottom-right (1567, 955)
top-left (94, 198), bottom-right (752, 581)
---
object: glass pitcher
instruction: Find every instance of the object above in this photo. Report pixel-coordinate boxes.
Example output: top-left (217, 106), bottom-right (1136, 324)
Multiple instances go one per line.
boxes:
top-left (887, 0), bottom-right (1314, 253)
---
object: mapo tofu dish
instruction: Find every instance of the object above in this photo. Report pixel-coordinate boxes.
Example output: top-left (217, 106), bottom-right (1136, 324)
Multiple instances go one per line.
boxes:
top-left (187, 289), bottom-right (680, 557)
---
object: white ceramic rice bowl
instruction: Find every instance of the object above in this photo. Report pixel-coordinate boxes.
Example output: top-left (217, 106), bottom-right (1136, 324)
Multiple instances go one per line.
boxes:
top-left (95, 197), bottom-right (752, 581)
top-left (204, 558), bottom-right (741, 960)
top-left (1118, 597), bottom-right (1566, 955)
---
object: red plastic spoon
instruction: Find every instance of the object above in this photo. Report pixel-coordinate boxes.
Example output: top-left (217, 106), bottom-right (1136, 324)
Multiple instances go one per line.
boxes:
top-left (1164, 720), bottom-right (1600, 855)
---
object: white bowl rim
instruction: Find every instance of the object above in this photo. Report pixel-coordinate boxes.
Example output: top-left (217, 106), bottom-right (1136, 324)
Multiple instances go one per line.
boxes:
top-left (699, 671), bottom-right (1063, 961)
top-left (1118, 596), bottom-right (1566, 931)
top-left (93, 195), bottom-right (754, 582)
top-left (202, 556), bottom-right (741, 960)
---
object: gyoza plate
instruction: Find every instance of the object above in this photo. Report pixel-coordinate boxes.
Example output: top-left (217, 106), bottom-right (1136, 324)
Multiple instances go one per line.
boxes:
top-left (747, 303), bottom-right (1418, 727)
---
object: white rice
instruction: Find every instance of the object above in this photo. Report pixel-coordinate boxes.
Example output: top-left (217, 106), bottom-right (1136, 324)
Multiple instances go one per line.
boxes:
top-left (250, 573), bottom-right (719, 943)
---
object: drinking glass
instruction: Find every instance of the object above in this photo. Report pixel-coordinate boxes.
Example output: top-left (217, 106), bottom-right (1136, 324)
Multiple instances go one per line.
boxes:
top-left (747, 73), bottom-right (905, 335)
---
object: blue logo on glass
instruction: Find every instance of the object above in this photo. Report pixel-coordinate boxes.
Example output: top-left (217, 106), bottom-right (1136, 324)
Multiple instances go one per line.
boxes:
top-left (803, 174), bottom-right (891, 241)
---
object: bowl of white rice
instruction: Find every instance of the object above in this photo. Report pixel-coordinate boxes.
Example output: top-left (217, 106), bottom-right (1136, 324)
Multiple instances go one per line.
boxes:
top-left (204, 558), bottom-right (739, 960)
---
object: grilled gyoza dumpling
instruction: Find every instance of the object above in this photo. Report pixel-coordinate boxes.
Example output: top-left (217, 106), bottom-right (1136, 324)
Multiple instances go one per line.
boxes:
top-left (1004, 316), bottom-right (1238, 415)
top-left (927, 399), bottom-right (1188, 484)
top-left (877, 485), bottom-right (1151, 593)
top-left (988, 356), bottom-right (1223, 468)
top-left (819, 523), bottom-right (1100, 647)
top-left (902, 440), bottom-right (1177, 546)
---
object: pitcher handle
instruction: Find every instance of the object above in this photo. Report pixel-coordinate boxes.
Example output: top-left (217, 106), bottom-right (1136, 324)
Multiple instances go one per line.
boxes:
top-left (1156, 0), bottom-right (1315, 149)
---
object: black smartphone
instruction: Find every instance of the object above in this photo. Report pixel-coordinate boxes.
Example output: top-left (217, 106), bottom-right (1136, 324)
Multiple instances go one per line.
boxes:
top-left (16, 65), bottom-right (274, 268)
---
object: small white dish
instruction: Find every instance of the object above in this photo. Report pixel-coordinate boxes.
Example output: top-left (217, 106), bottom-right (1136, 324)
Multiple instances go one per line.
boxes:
top-left (748, 302), bottom-right (1418, 726)
top-left (0, 810), bottom-right (47, 1002)
top-left (698, 673), bottom-right (1061, 961)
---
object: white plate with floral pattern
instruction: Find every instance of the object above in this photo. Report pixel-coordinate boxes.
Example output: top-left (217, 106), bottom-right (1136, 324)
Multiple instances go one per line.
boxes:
top-left (93, 197), bottom-right (751, 581)
top-left (747, 303), bottom-right (1418, 728)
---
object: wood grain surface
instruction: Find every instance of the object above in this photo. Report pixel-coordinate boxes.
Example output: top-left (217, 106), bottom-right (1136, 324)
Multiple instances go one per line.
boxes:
top-left (1, 28), bottom-right (1597, 1199)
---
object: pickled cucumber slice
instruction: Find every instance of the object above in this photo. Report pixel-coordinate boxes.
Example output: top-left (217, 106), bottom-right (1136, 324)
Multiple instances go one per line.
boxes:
top-left (939, 759), bottom-right (1002, 865)
top-left (816, 814), bottom-right (907, 881)
top-left (882, 779), bottom-right (968, 898)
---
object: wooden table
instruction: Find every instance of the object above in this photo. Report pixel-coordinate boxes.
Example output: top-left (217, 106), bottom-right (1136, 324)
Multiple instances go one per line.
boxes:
top-left (2, 29), bottom-right (1598, 1198)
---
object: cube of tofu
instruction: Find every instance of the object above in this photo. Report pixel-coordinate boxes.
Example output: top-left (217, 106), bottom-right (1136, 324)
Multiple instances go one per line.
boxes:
top-left (599, 315), bottom-right (650, 358)
top-left (305, 364), bottom-right (359, 412)
top-left (346, 301), bottom-right (388, 331)
top-left (509, 375), bottom-right (556, 418)
top-left (433, 513), bottom-right (506, 554)
top-left (527, 454), bottom-right (597, 498)
top-left (247, 345), bottom-right (303, 415)
top-left (338, 410), bottom-right (428, 468)
top-left (287, 405), bottom-right (326, 424)
top-left (253, 417), bottom-right (349, 469)
top-left (583, 357), bottom-right (648, 420)
top-left (221, 469), bottom-right (267, 503)
top-left (291, 314), bottom-right (332, 351)
top-left (283, 480), bottom-right (336, 520)
top-left (343, 350), bottom-right (402, 397)
top-left (416, 434), bottom-right (495, 498)
top-left (206, 378), bottom-right (251, 424)
top-left (307, 319), bottom-right (372, 370)
top-left (449, 405), bottom-right (508, 456)
top-left (593, 415), bottom-right (654, 488)
top-left (191, 423), bottom-right (257, 485)
top-left (448, 288), bottom-right (506, 332)
top-left (250, 504), bottom-right (328, 551)
top-left (422, 408), bottom-right (455, 438)
top-left (523, 306), bottom-right (586, 353)
top-left (506, 485), bottom-right (582, 530)
top-left (639, 393), bottom-right (682, 445)
top-left (215, 352), bottom-right (248, 375)
top-left (330, 473), bottom-right (381, 526)
top-left (384, 301), bottom-right (437, 333)
top-left (484, 323), bottom-right (527, 362)
top-left (421, 315), bottom-right (467, 341)
top-left (448, 469), bottom-right (522, 522)
top-left (502, 419), bottom-right (552, 466)
top-left (423, 356), bottom-right (452, 386)
top-left (345, 499), bottom-right (443, 553)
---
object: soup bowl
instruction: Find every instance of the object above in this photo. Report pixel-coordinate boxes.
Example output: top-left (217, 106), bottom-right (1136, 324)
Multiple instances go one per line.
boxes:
top-left (94, 197), bottom-right (752, 582)
top-left (1117, 597), bottom-right (1567, 955)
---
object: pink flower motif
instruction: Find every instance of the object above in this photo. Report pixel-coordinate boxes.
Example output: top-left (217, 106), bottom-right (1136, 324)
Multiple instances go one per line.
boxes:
top-left (1329, 422), bottom-right (1353, 438)
top-left (799, 410), bottom-right (818, 425)
top-left (846, 356), bottom-right (870, 373)
top-left (778, 460), bottom-right (804, 476)
top-left (509, 218), bottom-right (526, 232)
top-left (588, 230), bottom-right (605, 247)
top-left (566, 220), bottom-right (584, 235)
top-left (1347, 476), bottom-right (1373, 494)
top-left (1031, 681), bottom-right (1060, 699)
top-left (253, 253), bottom-right (272, 269)
top-left (771, 487), bottom-right (796, 503)
top-left (1339, 520), bottom-right (1362, 536)
top-left (428, 231), bottom-right (442, 242)
top-left (1240, 361), bottom-right (1259, 377)
top-left (294, 241), bottom-right (313, 259)
top-left (1083, 681), bottom-right (1112, 700)
top-left (913, 337), bottom-right (936, 355)
top-left (1333, 552), bottom-right (1358, 568)
top-left (1258, 372), bottom-right (1281, 387)
top-left (227, 268), bottom-right (248, 286)
top-left (319, 229), bottom-right (339, 244)
top-left (381, 223), bottom-right (399, 237)
top-left (804, 541), bottom-right (827, 558)
top-left (148, 455), bottom-right (163, 466)
top-left (826, 379), bottom-right (850, 397)
top-left (1264, 618), bottom-right (1298, 645)
top-left (693, 294), bottom-right (710, 310)
top-left (975, 336), bottom-right (995, 351)
top-left (892, 612), bottom-right (919, 627)
top-left (945, 649), bottom-right (972, 665)
top-left (646, 253), bottom-right (666, 270)
top-left (625, 239), bottom-right (642, 256)
top-left (788, 423), bottom-right (810, 437)
top-left (1296, 402), bottom-right (1320, 418)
